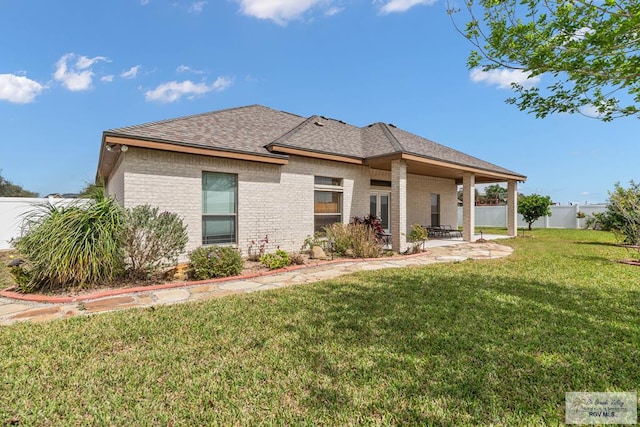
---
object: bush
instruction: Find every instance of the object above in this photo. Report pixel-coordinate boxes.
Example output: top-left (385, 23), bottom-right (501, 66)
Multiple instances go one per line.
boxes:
top-left (596, 181), bottom-right (640, 245)
top-left (301, 233), bottom-right (331, 254)
top-left (324, 223), bottom-right (382, 258)
top-left (247, 235), bottom-right (269, 261)
top-left (120, 205), bottom-right (188, 279)
top-left (260, 250), bottom-right (291, 270)
top-left (188, 246), bottom-right (244, 280)
top-left (13, 191), bottom-right (124, 292)
top-left (407, 223), bottom-right (428, 253)
top-left (288, 252), bottom-right (306, 265)
top-left (352, 214), bottom-right (385, 241)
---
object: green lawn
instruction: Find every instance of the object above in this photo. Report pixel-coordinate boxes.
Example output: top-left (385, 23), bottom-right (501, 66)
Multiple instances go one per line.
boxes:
top-left (0, 250), bottom-right (16, 290)
top-left (1, 229), bottom-right (638, 425)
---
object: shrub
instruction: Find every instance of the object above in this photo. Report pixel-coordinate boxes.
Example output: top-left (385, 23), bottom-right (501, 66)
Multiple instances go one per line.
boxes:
top-left (188, 246), bottom-right (244, 280)
top-left (407, 223), bottom-right (428, 253)
top-left (8, 264), bottom-right (31, 289)
top-left (596, 181), bottom-right (640, 245)
top-left (352, 214), bottom-right (385, 241)
top-left (13, 190), bottom-right (124, 292)
top-left (324, 223), bottom-right (382, 258)
top-left (120, 205), bottom-right (188, 279)
top-left (247, 235), bottom-right (269, 261)
top-left (301, 233), bottom-right (331, 254)
top-left (260, 250), bottom-right (291, 270)
top-left (288, 252), bottom-right (306, 265)
top-left (586, 212), bottom-right (605, 230)
top-left (323, 223), bottom-right (353, 256)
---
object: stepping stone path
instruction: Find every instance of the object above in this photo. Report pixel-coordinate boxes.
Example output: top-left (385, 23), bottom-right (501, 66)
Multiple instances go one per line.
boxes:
top-left (0, 242), bottom-right (513, 325)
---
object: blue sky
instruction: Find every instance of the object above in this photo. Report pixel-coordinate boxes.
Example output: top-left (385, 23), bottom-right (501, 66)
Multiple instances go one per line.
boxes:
top-left (0, 0), bottom-right (636, 204)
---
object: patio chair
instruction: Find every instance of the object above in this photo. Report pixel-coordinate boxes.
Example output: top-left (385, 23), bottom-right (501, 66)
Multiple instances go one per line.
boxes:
top-left (441, 225), bottom-right (462, 238)
top-left (425, 225), bottom-right (445, 238)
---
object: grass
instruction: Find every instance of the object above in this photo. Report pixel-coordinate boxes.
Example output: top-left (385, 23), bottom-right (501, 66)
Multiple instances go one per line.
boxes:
top-left (0, 250), bottom-right (16, 290)
top-left (1, 229), bottom-right (639, 425)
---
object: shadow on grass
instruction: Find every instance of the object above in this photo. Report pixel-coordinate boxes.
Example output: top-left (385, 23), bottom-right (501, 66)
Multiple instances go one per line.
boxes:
top-left (287, 268), bottom-right (640, 424)
top-left (574, 241), bottom-right (622, 248)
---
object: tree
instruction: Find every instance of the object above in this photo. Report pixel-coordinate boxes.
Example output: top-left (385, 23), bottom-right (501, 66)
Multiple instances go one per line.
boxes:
top-left (596, 181), bottom-right (640, 245)
top-left (78, 181), bottom-right (104, 198)
top-left (484, 184), bottom-right (507, 203)
top-left (449, 0), bottom-right (640, 121)
top-left (518, 194), bottom-right (553, 230)
top-left (457, 187), bottom-right (480, 203)
top-left (0, 170), bottom-right (38, 197)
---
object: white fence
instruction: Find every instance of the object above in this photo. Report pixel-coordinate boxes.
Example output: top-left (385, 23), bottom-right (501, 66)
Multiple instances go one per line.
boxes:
top-left (0, 197), bottom-right (83, 250)
top-left (457, 204), bottom-right (607, 229)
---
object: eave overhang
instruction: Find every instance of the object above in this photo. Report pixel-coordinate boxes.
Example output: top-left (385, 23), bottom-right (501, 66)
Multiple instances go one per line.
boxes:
top-left (364, 152), bottom-right (527, 184)
top-left (266, 144), bottom-right (363, 165)
top-left (97, 133), bottom-right (289, 181)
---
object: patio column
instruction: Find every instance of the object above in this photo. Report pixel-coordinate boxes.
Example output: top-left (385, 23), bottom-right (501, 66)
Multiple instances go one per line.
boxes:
top-left (462, 172), bottom-right (475, 242)
top-left (391, 159), bottom-right (408, 253)
top-left (507, 180), bottom-right (518, 236)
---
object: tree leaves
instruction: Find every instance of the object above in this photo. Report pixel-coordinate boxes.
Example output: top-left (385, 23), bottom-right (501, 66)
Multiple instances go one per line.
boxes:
top-left (450, 0), bottom-right (640, 120)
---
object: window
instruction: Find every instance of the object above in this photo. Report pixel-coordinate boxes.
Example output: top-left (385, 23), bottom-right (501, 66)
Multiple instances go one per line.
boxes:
top-left (202, 172), bottom-right (237, 244)
top-left (314, 176), bottom-right (343, 233)
top-left (431, 193), bottom-right (440, 227)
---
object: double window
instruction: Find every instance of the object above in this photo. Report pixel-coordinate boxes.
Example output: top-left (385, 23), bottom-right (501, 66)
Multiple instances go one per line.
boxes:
top-left (202, 172), bottom-right (237, 244)
top-left (314, 176), bottom-right (343, 233)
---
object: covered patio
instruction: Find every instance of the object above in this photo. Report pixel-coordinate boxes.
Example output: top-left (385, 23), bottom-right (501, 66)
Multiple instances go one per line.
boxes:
top-left (365, 154), bottom-right (525, 253)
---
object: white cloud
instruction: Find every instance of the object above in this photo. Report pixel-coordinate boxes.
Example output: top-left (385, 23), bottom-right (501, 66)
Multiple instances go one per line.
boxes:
top-left (141, 0), bottom-right (150, 4)
top-left (378, 0), bottom-right (436, 14)
top-left (325, 6), bottom-right (343, 16)
top-left (188, 1), bottom-right (207, 13)
top-left (101, 75), bottom-right (114, 83)
top-left (177, 65), bottom-right (204, 74)
top-left (76, 55), bottom-right (108, 70)
top-left (237, 0), bottom-right (326, 25)
top-left (469, 68), bottom-right (541, 89)
top-left (145, 77), bottom-right (232, 103)
top-left (0, 74), bottom-right (44, 104)
top-left (53, 53), bottom-right (108, 91)
top-left (121, 65), bottom-right (142, 79)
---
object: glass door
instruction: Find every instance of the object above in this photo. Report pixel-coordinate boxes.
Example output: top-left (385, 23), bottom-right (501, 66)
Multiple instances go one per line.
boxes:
top-left (370, 191), bottom-right (390, 233)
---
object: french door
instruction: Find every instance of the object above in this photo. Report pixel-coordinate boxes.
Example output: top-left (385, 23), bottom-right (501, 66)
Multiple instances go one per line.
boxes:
top-left (370, 191), bottom-right (390, 233)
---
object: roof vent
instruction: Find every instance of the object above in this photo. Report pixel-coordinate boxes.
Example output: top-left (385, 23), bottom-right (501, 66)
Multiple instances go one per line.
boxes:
top-left (388, 123), bottom-right (396, 128)
top-left (314, 118), bottom-right (324, 126)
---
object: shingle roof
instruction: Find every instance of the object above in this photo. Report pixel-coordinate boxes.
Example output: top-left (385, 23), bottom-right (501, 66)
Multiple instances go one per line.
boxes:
top-left (105, 104), bottom-right (306, 156)
top-left (268, 115), bottom-right (365, 159)
top-left (104, 104), bottom-right (524, 179)
top-left (384, 124), bottom-right (522, 177)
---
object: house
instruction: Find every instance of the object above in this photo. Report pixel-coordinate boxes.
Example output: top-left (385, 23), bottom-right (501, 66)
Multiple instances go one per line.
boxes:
top-left (96, 105), bottom-right (526, 255)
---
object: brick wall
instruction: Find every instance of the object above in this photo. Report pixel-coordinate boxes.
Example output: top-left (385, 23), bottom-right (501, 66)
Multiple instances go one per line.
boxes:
top-left (111, 148), bottom-right (371, 256)
top-left (106, 147), bottom-right (457, 257)
top-left (407, 174), bottom-right (458, 228)
top-left (106, 154), bottom-right (125, 205)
